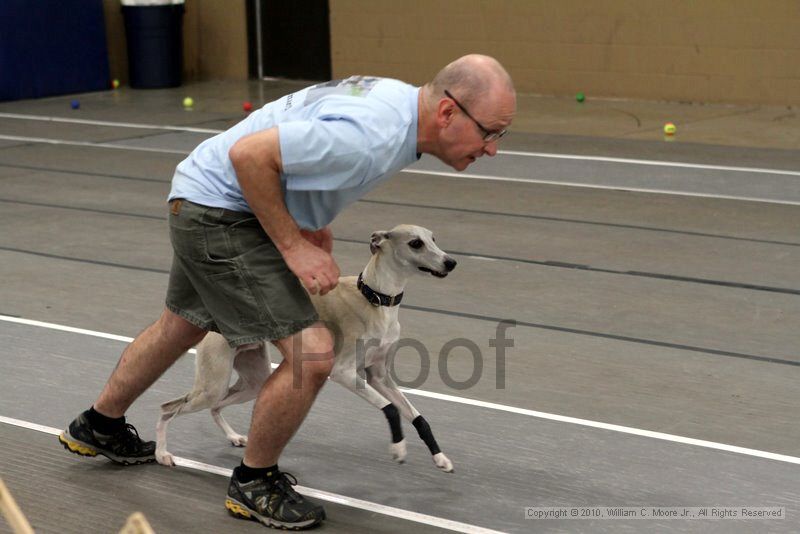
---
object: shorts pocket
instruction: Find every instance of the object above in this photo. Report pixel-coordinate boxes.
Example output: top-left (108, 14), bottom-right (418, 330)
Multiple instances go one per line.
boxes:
top-left (227, 219), bottom-right (275, 258)
top-left (205, 269), bottom-right (267, 326)
top-left (204, 225), bottom-right (237, 263)
top-left (170, 225), bottom-right (208, 262)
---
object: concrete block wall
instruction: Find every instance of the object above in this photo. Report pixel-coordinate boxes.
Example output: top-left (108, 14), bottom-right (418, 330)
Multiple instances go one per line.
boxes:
top-left (330, 0), bottom-right (800, 106)
top-left (101, 1), bottom-right (800, 106)
top-left (182, 0), bottom-right (248, 81)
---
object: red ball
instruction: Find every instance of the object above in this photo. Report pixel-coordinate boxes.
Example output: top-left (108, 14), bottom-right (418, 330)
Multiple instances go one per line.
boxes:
top-left (243, 101), bottom-right (253, 112)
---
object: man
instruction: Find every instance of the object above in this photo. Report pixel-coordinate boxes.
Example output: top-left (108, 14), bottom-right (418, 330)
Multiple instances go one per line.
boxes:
top-left (59, 54), bottom-right (515, 530)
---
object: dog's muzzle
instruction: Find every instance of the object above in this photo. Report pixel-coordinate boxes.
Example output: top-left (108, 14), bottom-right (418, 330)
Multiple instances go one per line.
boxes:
top-left (418, 257), bottom-right (457, 278)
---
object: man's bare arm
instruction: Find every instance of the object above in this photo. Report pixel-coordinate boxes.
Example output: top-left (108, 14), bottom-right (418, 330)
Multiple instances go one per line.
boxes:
top-left (229, 127), bottom-right (339, 294)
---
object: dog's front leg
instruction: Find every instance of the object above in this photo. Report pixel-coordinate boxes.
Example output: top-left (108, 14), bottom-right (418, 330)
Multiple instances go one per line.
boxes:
top-left (331, 365), bottom-right (393, 411)
top-left (329, 360), bottom-right (410, 462)
top-left (368, 369), bottom-right (454, 473)
top-left (360, 367), bottom-right (407, 464)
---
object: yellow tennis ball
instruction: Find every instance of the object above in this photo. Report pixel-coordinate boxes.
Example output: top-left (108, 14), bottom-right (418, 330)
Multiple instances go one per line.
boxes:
top-left (183, 97), bottom-right (194, 108)
top-left (664, 122), bottom-right (676, 135)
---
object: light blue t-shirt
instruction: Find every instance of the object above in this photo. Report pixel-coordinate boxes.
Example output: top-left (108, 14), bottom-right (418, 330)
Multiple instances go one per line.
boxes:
top-left (168, 76), bottom-right (420, 230)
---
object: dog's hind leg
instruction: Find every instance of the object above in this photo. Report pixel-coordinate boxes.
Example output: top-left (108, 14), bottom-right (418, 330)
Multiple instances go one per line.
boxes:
top-left (210, 378), bottom-right (249, 446)
top-left (367, 367), bottom-right (454, 473)
top-left (156, 384), bottom-right (232, 466)
top-left (156, 333), bottom-right (236, 466)
top-left (155, 394), bottom-right (188, 466)
top-left (210, 342), bottom-right (272, 447)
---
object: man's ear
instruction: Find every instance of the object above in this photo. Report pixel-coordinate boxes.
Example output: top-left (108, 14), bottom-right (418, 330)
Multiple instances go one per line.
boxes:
top-left (438, 97), bottom-right (455, 128)
top-left (369, 231), bottom-right (390, 255)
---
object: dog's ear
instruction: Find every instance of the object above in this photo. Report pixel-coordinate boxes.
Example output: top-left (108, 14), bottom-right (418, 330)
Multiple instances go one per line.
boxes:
top-left (369, 231), bottom-right (391, 255)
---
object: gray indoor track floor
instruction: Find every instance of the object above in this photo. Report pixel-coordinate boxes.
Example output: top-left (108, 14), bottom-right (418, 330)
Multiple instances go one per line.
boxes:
top-left (1, 81), bottom-right (799, 533)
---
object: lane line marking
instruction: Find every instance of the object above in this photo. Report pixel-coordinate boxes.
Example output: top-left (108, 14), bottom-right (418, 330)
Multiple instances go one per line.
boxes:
top-left (2, 314), bottom-right (800, 466)
top-left (498, 150), bottom-right (800, 177)
top-left (3, 131), bottom-right (797, 205)
top-left (401, 389), bottom-right (800, 465)
top-left (0, 112), bottom-right (223, 134)
top-left (0, 416), bottom-right (59, 436)
top-left (0, 415), bottom-right (502, 534)
top-left (399, 169), bottom-right (800, 206)
top-left (2, 113), bottom-right (799, 176)
top-left (0, 134), bottom-right (188, 155)
top-left (1, 268), bottom-right (795, 366)
top-left (2, 131), bottom-right (800, 204)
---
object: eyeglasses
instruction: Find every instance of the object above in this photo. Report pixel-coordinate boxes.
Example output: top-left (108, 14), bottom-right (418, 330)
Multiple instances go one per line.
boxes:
top-left (444, 89), bottom-right (507, 143)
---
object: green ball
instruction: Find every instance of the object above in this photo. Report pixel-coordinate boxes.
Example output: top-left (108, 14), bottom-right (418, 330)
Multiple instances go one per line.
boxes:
top-left (576, 92), bottom-right (585, 103)
top-left (182, 97), bottom-right (194, 108)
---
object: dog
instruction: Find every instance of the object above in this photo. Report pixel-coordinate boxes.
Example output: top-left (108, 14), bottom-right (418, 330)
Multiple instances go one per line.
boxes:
top-left (155, 224), bottom-right (457, 472)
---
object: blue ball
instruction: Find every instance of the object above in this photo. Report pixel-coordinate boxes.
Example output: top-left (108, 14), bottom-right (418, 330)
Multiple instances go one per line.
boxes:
top-left (70, 99), bottom-right (80, 110)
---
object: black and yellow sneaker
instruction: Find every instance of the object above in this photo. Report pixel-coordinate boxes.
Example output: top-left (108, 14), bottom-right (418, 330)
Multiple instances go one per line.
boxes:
top-left (58, 411), bottom-right (156, 465)
top-left (226, 470), bottom-right (326, 530)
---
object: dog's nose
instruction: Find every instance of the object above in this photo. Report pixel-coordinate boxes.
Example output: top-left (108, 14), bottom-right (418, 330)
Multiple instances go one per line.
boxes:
top-left (444, 258), bottom-right (457, 272)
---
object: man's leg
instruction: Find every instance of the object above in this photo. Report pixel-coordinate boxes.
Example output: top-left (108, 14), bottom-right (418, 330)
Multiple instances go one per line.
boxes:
top-left (225, 322), bottom-right (333, 530)
top-left (59, 308), bottom-right (207, 464)
top-left (95, 307), bottom-right (207, 417)
top-left (243, 322), bottom-right (335, 467)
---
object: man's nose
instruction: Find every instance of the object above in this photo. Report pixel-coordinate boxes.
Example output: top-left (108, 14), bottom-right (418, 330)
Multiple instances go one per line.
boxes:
top-left (483, 140), bottom-right (498, 157)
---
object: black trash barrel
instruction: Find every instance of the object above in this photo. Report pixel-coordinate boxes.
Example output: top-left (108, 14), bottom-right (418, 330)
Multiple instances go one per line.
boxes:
top-left (122, 4), bottom-right (185, 88)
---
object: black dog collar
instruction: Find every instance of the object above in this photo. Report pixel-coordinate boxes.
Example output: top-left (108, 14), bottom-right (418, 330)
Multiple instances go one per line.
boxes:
top-left (357, 273), bottom-right (403, 307)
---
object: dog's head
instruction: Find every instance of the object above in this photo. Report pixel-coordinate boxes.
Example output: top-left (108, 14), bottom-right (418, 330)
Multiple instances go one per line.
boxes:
top-left (369, 224), bottom-right (457, 278)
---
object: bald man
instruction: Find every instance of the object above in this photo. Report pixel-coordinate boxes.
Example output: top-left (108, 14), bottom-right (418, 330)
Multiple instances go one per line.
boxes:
top-left (59, 54), bottom-right (515, 530)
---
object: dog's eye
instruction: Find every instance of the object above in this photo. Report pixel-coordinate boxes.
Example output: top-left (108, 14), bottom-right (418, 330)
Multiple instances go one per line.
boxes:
top-left (408, 239), bottom-right (424, 249)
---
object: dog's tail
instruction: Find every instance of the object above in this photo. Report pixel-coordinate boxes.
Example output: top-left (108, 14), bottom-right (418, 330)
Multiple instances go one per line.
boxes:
top-left (160, 394), bottom-right (189, 414)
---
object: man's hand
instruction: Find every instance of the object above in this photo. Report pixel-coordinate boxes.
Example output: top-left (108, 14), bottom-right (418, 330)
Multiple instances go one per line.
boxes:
top-left (299, 226), bottom-right (334, 253)
top-left (282, 238), bottom-right (340, 295)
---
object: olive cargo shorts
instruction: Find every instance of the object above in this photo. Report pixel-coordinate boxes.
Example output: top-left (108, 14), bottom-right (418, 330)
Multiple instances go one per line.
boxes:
top-left (165, 199), bottom-right (319, 346)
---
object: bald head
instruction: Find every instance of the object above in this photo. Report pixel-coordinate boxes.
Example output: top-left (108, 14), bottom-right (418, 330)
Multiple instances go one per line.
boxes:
top-left (427, 54), bottom-right (515, 107)
top-left (416, 54), bottom-right (515, 169)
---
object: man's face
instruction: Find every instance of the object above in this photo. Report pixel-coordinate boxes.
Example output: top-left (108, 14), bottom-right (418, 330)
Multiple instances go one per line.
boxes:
top-left (438, 88), bottom-right (516, 171)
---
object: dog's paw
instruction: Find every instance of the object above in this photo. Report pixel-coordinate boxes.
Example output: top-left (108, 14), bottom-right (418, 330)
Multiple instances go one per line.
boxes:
top-left (227, 434), bottom-right (248, 447)
top-left (432, 452), bottom-right (454, 473)
top-left (389, 439), bottom-right (407, 463)
top-left (156, 451), bottom-right (176, 467)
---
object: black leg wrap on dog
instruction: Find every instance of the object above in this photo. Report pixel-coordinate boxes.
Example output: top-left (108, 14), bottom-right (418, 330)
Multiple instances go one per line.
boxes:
top-left (412, 415), bottom-right (441, 455)
top-left (382, 404), bottom-right (404, 443)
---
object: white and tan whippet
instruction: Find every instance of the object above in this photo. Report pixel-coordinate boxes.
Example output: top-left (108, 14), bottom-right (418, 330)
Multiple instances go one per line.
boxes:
top-left (155, 224), bottom-right (457, 472)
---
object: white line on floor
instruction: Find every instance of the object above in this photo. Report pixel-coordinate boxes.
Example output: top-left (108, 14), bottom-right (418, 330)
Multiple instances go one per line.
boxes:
top-left (0, 415), bottom-right (503, 534)
top-left (499, 150), bottom-right (800, 177)
top-left (2, 112), bottom-right (799, 177)
top-left (2, 313), bottom-right (800, 466)
top-left (0, 112), bottom-right (222, 134)
top-left (0, 134), bottom-right (188, 155)
top-left (3, 131), bottom-right (798, 205)
top-left (398, 169), bottom-right (800, 206)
